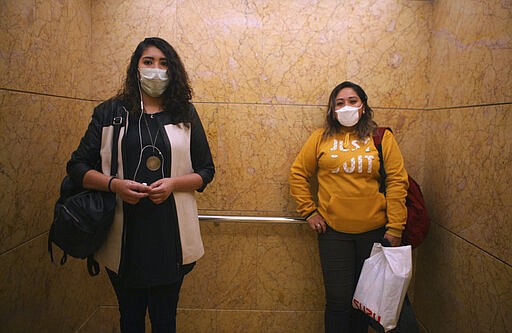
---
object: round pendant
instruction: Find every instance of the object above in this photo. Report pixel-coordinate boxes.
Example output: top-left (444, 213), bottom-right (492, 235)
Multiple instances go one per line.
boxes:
top-left (146, 155), bottom-right (161, 171)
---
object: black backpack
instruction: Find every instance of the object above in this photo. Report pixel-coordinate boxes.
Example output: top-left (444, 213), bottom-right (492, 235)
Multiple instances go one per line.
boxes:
top-left (48, 107), bottom-right (123, 276)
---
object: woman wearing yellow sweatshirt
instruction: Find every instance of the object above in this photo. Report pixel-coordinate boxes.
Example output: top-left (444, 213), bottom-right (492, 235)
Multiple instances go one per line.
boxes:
top-left (289, 81), bottom-right (408, 333)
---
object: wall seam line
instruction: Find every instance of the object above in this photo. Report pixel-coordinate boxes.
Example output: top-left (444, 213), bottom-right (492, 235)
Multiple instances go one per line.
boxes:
top-left (436, 222), bottom-right (511, 268)
top-left (2, 88), bottom-right (511, 110)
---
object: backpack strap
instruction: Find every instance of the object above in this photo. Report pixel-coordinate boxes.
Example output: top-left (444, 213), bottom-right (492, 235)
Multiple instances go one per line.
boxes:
top-left (48, 222), bottom-right (56, 263)
top-left (87, 256), bottom-right (100, 276)
top-left (372, 127), bottom-right (392, 194)
top-left (86, 101), bottom-right (124, 277)
top-left (48, 222), bottom-right (69, 265)
top-left (110, 102), bottom-right (124, 177)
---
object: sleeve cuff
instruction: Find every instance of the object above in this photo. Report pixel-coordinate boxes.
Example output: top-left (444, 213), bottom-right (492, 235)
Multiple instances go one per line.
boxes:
top-left (305, 210), bottom-right (318, 220)
top-left (385, 226), bottom-right (403, 238)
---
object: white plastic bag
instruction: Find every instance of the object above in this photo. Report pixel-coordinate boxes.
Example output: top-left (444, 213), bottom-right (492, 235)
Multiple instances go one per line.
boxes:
top-left (352, 243), bottom-right (412, 331)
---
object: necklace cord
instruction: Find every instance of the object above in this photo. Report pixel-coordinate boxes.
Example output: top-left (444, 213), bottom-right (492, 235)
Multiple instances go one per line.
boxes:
top-left (133, 93), bottom-right (165, 181)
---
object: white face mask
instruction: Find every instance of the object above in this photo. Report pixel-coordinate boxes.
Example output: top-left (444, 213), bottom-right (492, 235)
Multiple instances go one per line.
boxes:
top-left (139, 67), bottom-right (169, 97)
top-left (335, 105), bottom-right (363, 127)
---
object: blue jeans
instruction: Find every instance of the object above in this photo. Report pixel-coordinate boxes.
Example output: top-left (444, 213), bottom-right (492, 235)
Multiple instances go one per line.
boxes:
top-left (318, 225), bottom-right (385, 333)
top-left (107, 270), bottom-right (184, 333)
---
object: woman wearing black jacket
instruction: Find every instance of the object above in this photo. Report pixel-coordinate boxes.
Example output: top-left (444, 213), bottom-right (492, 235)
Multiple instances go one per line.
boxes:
top-left (67, 37), bottom-right (215, 333)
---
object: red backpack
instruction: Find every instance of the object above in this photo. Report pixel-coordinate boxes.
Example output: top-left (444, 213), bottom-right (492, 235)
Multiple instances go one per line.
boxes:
top-left (373, 127), bottom-right (430, 249)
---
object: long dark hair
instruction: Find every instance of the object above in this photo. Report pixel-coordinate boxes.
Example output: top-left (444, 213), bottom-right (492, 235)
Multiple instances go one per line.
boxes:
top-left (323, 81), bottom-right (377, 140)
top-left (115, 37), bottom-right (193, 124)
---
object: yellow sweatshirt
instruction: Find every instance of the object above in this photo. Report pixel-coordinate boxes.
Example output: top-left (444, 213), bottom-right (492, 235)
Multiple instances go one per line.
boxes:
top-left (289, 128), bottom-right (408, 237)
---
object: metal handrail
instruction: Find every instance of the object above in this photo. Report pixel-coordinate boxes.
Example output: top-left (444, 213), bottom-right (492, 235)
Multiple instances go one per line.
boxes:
top-left (198, 214), bottom-right (305, 224)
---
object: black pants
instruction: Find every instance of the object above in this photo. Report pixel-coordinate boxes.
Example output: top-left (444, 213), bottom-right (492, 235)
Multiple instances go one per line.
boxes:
top-left (107, 270), bottom-right (184, 333)
top-left (318, 225), bottom-right (385, 333)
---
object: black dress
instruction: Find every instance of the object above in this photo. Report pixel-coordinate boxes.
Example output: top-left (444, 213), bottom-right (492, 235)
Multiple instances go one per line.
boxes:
top-left (120, 111), bottom-right (180, 288)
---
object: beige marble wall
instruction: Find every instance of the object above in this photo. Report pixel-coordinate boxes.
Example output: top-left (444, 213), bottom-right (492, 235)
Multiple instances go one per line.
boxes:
top-left (415, 222), bottom-right (512, 333)
top-left (425, 106), bottom-right (511, 263)
top-left (428, 0), bottom-right (512, 107)
top-left (2, 0), bottom-right (433, 331)
top-left (0, 0), bottom-right (92, 99)
top-left (0, 233), bottom-right (113, 332)
top-left (179, 220), bottom-right (324, 332)
top-left (0, 92), bottom-right (95, 253)
top-left (0, 0), bottom-right (103, 332)
top-left (417, 104), bottom-right (512, 332)
top-left (415, 0), bottom-right (512, 332)
top-left (91, 0), bottom-right (431, 108)
top-left (8, 0), bottom-right (511, 332)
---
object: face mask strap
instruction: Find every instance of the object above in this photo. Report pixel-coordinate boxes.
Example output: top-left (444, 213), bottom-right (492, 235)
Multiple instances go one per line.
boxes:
top-left (137, 71), bottom-right (144, 112)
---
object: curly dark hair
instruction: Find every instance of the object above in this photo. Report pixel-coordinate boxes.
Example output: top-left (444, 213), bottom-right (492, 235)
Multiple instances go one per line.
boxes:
top-left (323, 81), bottom-right (377, 141)
top-left (115, 37), bottom-right (193, 124)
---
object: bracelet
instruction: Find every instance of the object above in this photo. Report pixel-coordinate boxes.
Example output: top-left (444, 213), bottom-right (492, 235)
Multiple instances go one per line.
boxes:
top-left (108, 176), bottom-right (117, 193)
top-left (305, 210), bottom-right (318, 220)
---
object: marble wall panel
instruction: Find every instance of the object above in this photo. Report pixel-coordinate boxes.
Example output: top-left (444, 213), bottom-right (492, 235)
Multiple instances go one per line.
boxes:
top-left (424, 106), bottom-right (512, 264)
top-left (260, 0), bottom-right (431, 108)
top-left (418, 1), bottom-right (512, 331)
top-left (0, 0), bottom-right (92, 99)
top-left (256, 223), bottom-right (324, 310)
top-left (176, 0), bottom-right (262, 104)
top-left (179, 221), bottom-right (324, 311)
top-left (0, 91), bottom-right (95, 253)
top-left (215, 310), bottom-right (323, 333)
top-left (194, 103), bottom-right (324, 216)
top-left (77, 306), bottom-right (121, 333)
top-left (258, 1), bottom-right (335, 105)
top-left (429, 0), bottom-right (512, 108)
top-left (91, 0), bottom-right (431, 107)
top-left (0, 234), bottom-right (113, 333)
top-left (414, 224), bottom-right (512, 333)
top-left (91, 0), bottom-right (178, 101)
top-left (177, 309), bottom-right (217, 333)
top-left (174, 221), bottom-right (325, 332)
top-left (80, 308), bottom-right (323, 332)
top-left (180, 221), bottom-right (259, 310)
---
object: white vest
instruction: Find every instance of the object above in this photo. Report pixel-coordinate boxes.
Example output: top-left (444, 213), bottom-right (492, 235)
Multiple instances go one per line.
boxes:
top-left (95, 121), bottom-right (204, 273)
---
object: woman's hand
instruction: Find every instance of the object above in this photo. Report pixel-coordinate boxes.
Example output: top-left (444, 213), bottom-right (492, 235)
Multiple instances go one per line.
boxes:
top-left (110, 179), bottom-right (149, 204)
top-left (383, 233), bottom-right (401, 247)
top-left (307, 214), bottom-right (326, 234)
top-left (148, 178), bottom-right (175, 204)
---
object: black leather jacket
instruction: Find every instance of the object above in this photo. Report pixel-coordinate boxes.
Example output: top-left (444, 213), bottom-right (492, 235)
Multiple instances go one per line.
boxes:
top-left (66, 98), bottom-right (215, 273)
